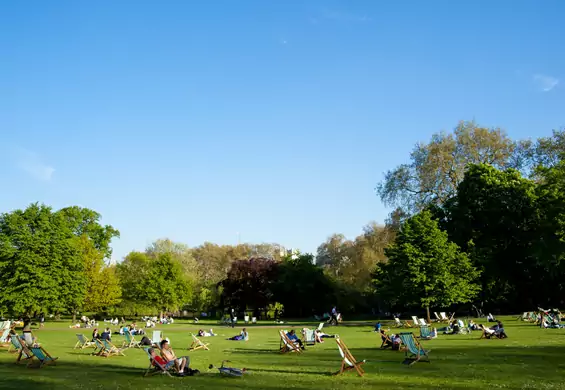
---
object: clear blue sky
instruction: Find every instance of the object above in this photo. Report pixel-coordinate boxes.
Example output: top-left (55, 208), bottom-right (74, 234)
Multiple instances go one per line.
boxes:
top-left (1, 0), bottom-right (563, 261)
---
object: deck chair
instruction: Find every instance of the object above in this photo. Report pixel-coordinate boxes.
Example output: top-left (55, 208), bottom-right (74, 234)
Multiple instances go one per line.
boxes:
top-left (479, 326), bottom-right (496, 339)
top-left (244, 316), bottom-right (249, 324)
top-left (334, 338), bottom-right (365, 377)
top-left (419, 325), bottom-right (433, 340)
top-left (447, 312), bottom-right (456, 322)
top-left (379, 332), bottom-right (394, 349)
top-left (394, 318), bottom-right (403, 327)
top-left (411, 316), bottom-right (420, 326)
top-left (434, 312), bottom-right (442, 322)
top-left (143, 348), bottom-right (175, 377)
top-left (74, 334), bottom-right (96, 349)
top-left (302, 328), bottom-right (316, 346)
top-left (8, 333), bottom-right (21, 353)
top-left (101, 339), bottom-right (126, 357)
top-left (29, 346), bottom-right (58, 368)
top-left (317, 322), bottom-right (324, 331)
top-left (399, 332), bottom-right (430, 365)
top-left (189, 333), bottom-right (210, 351)
top-left (0, 328), bottom-right (11, 345)
top-left (92, 339), bottom-right (107, 356)
top-left (418, 318), bottom-right (428, 326)
top-left (440, 312), bottom-right (449, 322)
top-left (151, 331), bottom-right (162, 347)
top-left (23, 332), bottom-right (39, 347)
top-left (14, 338), bottom-right (34, 364)
top-left (122, 330), bottom-right (140, 348)
top-left (279, 330), bottom-right (302, 354)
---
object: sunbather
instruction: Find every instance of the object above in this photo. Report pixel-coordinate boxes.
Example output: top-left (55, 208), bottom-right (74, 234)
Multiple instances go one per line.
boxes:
top-left (286, 330), bottom-right (305, 350)
top-left (314, 329), bottom-right (336, 342)
top-left (197, 329), bottom-right (216, 337)
top-left (148, 347), bottom-right (178, 374)
top-left (227, 328), bottom-right (248, 341)
top-left (391, 334), bottom-right (402, 350)
top-left (160, 340), bottom-right (188, 374)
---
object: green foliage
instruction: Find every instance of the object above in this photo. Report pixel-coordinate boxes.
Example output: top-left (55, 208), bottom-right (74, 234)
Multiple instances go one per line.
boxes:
top-left (0, 203), bottom-right (87, 315)
top-left (117, 251), bottom-right (192, 314)
top-left (375, 210), bottom-right (480, 312)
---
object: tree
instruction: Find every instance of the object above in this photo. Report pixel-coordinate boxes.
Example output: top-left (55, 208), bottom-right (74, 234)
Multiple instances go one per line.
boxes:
top-left (273, 253), bottom-right (334, 317)
top-left (117, 251), bottom-right (192, 316)
top-left (375, 210), bottom-right (480, 321)
top-left (220, 258), bottom-right (278, 312)
top-left (0, 203), bottom-right (87, 316)
top-left (376, 121), bottom-right (525, 214)
top-left (57, 206), bottom-right (119, 259)
top-left (80, 235), bottom-right (121, 312)
top-left (443, 164), bottom-right (544, 308)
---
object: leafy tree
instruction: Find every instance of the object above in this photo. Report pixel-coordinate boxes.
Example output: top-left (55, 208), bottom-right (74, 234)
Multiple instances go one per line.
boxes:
top-left (117, 251), bottom-right (192, 316)
top-left (375, 210), bottom-right (480, 321)
top-left (0, 203), bottom-right (87, 316)
top-left (220, 258), bottom-right (278, 312)
top-left (376, 121), bottom-right (525, 214)
top-left (273, 253), bottom-right (334, 317)
top-left (79, 236), bottom-right (121, 312)
top-left (57, 206), bottom-right (119, 259)
top-left (443, 164), bottom-right (543, 308)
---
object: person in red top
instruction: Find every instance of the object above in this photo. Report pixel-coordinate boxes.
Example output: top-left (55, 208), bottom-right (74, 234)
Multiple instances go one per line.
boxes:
top-left (148, 348), bottom-right (177, 373)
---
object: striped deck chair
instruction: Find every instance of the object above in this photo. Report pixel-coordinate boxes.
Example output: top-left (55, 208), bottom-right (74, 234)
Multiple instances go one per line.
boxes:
top-left (302, 328), bottom-right (316, 346)
top-left (101, 339), bottom-right (126, 357)
top-left (92, 339), bottom-right (107, 356)
top-left (334, 337), bottom-right (365, 377)
top-left (29, 346), bottom-right (58, 368)
top-left (189, 333), bottom-right (210, 351)
top-left (0, 328), bottom-right (10, 346)
top-left (14, 338), bottom-right (34, 364)
top-left (279, 330), bottom-right (302, 354)
top-left (74, 334), bottom-right (95, 349)
top-left (8, 333), bottom-right (20, 353)
top-left (143, 348), bottom-right (174, 377)
top-left (399, 332), bottom-right (430, 365)
top-left (419, 325), bottom-right (433, 340)
top-left (123, 330), bottom-right (140, 348)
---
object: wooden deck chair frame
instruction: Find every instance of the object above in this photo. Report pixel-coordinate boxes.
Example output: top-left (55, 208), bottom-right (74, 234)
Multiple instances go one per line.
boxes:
top-left (434, 312), bottom-right (442, 322)
top-left (92, 339), bottom-right (108, 356)
top-left (14, 337), bottom-right (34, 364)
top-left (189, 333), bottom-right (210, 351)
top-left (74, 334), bottom-right (96, 349)
top-left (399, 332), bottom-right (430, 366)
top-left (334, 338), bottom-right (365, 377)
top-left (143, 348), bottom-right (175, 377)
top-left (479, 327), bottom-right (497, 340)
top-left (279, 330), bottom-right (302, 354)
top-left (122, 330), bottom-right (141, 349)
top-left (0, 328), bottom-right (11, 346)
top-left (379, 332), bottom-right (395, 349)
top-left (419, 325), bottom-right (433, 340)
top-left (101, 339), bottom-right (126, 357)
top-left (29, 346), bottom-right (58, 368)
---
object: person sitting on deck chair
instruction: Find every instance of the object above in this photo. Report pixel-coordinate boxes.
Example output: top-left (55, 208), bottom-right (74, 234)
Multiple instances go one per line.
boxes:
top-left (494, 321), bottom-right (508, 338)
top-left (101, 327), bottom-right (112, 341)
top-left (160, 340), bottom-right (188, 374)
top-left (148, 347), bottom-right (180, 374)
top-left (391, 334), bottom-right (402, 350)
top-left (380, 329), bottom-right (393, 348)
top-left (286, 329), bottom-right (305, 350)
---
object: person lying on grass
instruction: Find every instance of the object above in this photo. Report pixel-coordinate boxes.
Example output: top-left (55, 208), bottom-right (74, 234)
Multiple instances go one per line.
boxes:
top-left (286, 330), bottom-right (305, 350)
top-left (314, 329), bottom-right (336, 343)
top-left (198, 329), bottom-right (216, 337)
top-left (227, 328), bottom-right (248, 341)
top-left (160, 340), bottom-right (188, 373)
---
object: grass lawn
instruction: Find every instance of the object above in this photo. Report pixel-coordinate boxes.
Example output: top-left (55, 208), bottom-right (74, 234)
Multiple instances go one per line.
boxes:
top-left (1, 317), bottom-right (565, 389)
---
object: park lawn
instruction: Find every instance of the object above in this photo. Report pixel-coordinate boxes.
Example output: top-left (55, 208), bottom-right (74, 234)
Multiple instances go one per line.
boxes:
top-left (1, 317), bottom-right (565, 389)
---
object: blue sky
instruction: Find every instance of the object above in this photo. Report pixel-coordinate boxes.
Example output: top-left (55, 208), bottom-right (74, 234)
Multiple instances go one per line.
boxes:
top-left (1, 0), bottom-right (563, 261)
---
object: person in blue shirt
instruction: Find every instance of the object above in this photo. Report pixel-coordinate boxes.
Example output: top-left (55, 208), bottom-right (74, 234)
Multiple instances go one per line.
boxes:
top-left (374, 322), bottom-right (381, 332)
top-left (286, 329), bottom-right (305, 350)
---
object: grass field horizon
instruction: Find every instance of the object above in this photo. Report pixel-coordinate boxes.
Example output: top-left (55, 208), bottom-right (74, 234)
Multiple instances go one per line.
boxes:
top-left (2, 316), bottom-right (564, 389)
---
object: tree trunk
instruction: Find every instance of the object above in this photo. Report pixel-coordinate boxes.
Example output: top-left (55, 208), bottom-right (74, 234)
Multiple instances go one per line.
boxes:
top-left (426, 306), bottom-right (431, 324)
top-left (72, 310), bottom-right (76, 323)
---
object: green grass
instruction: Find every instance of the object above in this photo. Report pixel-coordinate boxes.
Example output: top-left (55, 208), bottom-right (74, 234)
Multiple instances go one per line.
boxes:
top-left (2, 317), bottom-right (565, 389)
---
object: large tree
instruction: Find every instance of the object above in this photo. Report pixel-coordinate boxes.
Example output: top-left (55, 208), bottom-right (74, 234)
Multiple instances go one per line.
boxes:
top-left (374, 210), bottom-right (480, 321)
top-left (0, 203), bottom-right (87, 316)
top-left (376, 121), bottom-right (526, 214)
